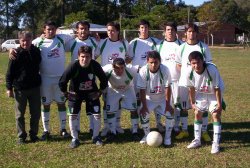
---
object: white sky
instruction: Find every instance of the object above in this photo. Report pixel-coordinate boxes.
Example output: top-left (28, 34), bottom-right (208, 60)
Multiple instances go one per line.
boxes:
top-left (182, 0), bottom-right (210, 6)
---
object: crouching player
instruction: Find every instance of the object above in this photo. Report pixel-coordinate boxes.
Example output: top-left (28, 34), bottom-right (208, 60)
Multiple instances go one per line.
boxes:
top-left (185, 51), bottom-right (225, 154)
top-left (137, 51), bottom-right (174, 146)
top-left (102, 58), bottom-right (140, 142)
top-left (59, 46), bottom-right (108, 148)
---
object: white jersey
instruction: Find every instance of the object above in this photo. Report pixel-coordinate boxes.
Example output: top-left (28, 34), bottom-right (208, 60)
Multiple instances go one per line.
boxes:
top-left (128, 37), bottom-right (159, 67)
top-left (157, 39), bottom-right (183, 81)
top-left (184, 63), bottom-right (224, 94)
top-left (102, 64), bottom-right (138, 92)
top-left (96, 38), bottom-right (129, 66)
top-left (137, 64), bottom-right (172, 102)
top-left (66, 36), bottom-right (98, 61)
top-left (32, 34), bottom-right (72, 77)
top-left (176, 41), bottom-right (212, 86)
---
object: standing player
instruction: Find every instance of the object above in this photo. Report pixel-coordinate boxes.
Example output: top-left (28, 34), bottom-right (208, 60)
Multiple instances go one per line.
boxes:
top-left (102, 58), bottom-right (140, 142)
top-left (157, 22), bottom-right (183, 134)
top-left (128, 19), bottom-right (164, 133)
top-left (66, 20), bottom-right (99, 135)
top-left (137, 51), bottom-right (174, 146)
top-left (96, 22), bottom-right (129, 136)
top-left (175, 23), bottom-right (212, 141)
top-left (185, 51), bottom-right (225, 154)
top-left (32, 20), bottom-right (72, 140)
top-left (59, 46), bottom-right (108, 148)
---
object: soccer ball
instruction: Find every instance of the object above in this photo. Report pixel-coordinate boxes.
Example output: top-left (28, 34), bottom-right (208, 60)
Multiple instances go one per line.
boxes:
top-left (146, 131), bottom-right (163, 147)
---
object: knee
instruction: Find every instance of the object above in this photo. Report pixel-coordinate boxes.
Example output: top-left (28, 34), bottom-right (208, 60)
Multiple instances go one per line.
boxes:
top-left (194, 110), bottom-right (202, 120)
top-left (212, 112), bottom-right (221, 122)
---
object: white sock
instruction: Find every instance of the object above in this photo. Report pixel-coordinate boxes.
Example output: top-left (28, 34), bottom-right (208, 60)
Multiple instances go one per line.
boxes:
top-left (174, 108), bottom-right (180, 129)
top-left (202, 112), bottom-right (208, 132)
top-left (107, 113), bottom-right (116, 134)
top-left (131, 118), bottom-right (139, 133)
top-left (213, 122), bottom-right (221, 144)
top-left (92, 115), bottom-right (101, 138)
top-left (77, 111), bottom-right (81, 131)
top-left (88, 115), bottom-right (94, 130)
top-left (181, 117), bottom-right (188, 131)
top-left (165, 112), bottom-right (174, 140)
top-left (115, 109), bottom-right (122, 128)
top-left (42, 111), bottom-right (50, 132)
top-left (194, 120), bottom-right (202, 141)
top-left (69, 115), bottom-right (78, 140)
top-left (103, 109), bottom-right (109, 129)
top-left (59, 111), bottom-right (67, 130)
top-left (154, 112), bottom-right (162, 126)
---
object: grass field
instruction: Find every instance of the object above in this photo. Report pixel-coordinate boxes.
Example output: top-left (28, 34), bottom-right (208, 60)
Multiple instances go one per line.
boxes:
top-left (0, 48), bottom-right (249, 168)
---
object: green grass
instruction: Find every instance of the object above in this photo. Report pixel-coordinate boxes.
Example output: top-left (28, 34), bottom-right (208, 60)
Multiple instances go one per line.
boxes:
top-left (0, 48), bottom-right (250, 168)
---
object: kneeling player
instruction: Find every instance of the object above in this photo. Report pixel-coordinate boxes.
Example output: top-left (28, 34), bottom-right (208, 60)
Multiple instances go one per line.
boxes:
top-left (102, 58), bottom-right (139, 142)
top-left (185, 51), bottom-right (225, 154)
top-left (59, 46), bottom-right (108, 148)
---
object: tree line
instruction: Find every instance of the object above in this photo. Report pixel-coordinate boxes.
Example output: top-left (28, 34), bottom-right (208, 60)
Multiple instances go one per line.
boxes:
top-left (0, 0), bottom-right (249, 39)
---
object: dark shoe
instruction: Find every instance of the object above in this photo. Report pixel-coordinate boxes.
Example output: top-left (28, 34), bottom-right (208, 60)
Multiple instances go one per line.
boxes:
top-left (89, 129), bottom-right (93, 136)
top-left (41, 131), bottom-right (51, 141)
top-left (17, 138), bottom-right (26, 145)
top-left (132, 133), bottom-right (140, 142)
top-left (93, 136), bottom-right (103, 146)
top-left (106, 133), bottom-right (116, 143)
top-left (30, 136), bottom-right (39, 143)
top-left (70, 139), bottom-right (80, 149)
top-left (60, 129), bottom-right (70, 138)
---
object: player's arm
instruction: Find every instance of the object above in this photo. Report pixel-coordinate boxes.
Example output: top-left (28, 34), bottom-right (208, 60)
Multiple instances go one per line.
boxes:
top-left (139, 89), bottom-right (149, 117)
top-left (165, 86), bottom-right (173, 113)
top-left (213, 88), bottom-right (222, 113)
top-left (6, 60), bottom-right (15, 98)
top-left (95, 62), bottom-right (108, 92)
top-left (58, 63), bottom-right (75, 96)
top-left (188, 86), bottom-right (197, 111)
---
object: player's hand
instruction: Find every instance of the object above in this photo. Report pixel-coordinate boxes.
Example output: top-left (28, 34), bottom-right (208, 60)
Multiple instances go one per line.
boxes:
top-left (6, 90), bottom-right (14, 98)
top-left (9, 48), bottom-right (17, 60)
top-left (213, 105), bottom-right (222, 114)
top-left (165, 104), bottom-right (174, 114)
top-left (191, 103), bottom-right (199, 111)
top-left (140, 106), bottom-right (149, 117)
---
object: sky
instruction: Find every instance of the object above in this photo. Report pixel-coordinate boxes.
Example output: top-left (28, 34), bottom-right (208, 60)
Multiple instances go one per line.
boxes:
top-left (182, 0), bottom-right (210, 6)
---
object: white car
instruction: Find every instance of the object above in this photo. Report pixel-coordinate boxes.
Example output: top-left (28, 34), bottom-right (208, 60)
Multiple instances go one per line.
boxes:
top-left (1, 39), bottom-right (20, 52)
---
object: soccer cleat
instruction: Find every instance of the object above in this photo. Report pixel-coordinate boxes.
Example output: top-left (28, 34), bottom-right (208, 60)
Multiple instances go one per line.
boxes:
top-left (164, 138), bottom-right (171, 146)
top-left (211, 142), bottom-right (220, 154)
top-left (156, 123), bottom-right (165, 133)
top-left (89, 129), bottom-right (93, 136)
top-left (175, 131), bottom-right (189, 140)
top-left (101, 127), bottom-right (110, 137)
top-left (201, 131), bottom-right (212, 142)
top-left (187, 139), bottom-right (201, 149)
top-left (132, 133), bottom-right (140, 142)
top-left (70, 139), bottom-right (80, 149)
top-left (93, 136), bottom-right (103, 146)
top-left (60, 129), bottom-right (70, 138)
top-left (106, 133), bottom-right (116, 143)
top-left (41, 131), bottom-right (51, 141)
top-left (140, 135), bottom-right (147, 144)
top-left (30, 136), bottom-right (39, 143)
top-left (17, 138), bottom-right (26, 145)
top-left (116, 126), bottom-right (125, 134)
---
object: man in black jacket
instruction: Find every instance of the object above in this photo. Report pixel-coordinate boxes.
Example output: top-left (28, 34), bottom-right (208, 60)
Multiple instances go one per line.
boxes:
top-left (59, 46), bottom-right (108, 148)
top-left (6, 31), bottom-right (41, 144)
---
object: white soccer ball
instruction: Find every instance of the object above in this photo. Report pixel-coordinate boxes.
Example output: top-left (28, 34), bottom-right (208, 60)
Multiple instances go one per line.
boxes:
top-left (146, 131), bottom-right (163, 147)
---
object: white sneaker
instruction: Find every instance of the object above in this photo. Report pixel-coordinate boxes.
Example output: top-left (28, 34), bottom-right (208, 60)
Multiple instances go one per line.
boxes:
top-left (187, 139), bottom-right (201, 149)
top-left (211, 142), bottom-right (220, 154)
top-left (101, 127), bottom-right (110, 137)
top-left (164, 138), bottom-right (171, 146)
top-left (157, 123), bottom-right (165, 133)
top-left (140, 135), bottom-right (147, 144)
top-left (116, 126), bottom-right (125, 134)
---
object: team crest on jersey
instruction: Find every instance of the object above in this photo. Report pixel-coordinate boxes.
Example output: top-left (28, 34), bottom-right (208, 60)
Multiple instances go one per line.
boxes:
top-left (119, 47), bottom-right (124, 53)
top-left (88, 73), bottom-right (94, 80)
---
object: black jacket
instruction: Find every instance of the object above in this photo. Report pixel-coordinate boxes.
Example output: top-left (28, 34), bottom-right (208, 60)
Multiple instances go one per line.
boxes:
top-left (6, 45), bottom-right (41, 90)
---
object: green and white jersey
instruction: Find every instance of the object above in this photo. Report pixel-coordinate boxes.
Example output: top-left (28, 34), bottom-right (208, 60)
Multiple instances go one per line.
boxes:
top-left (157, 39), bottom-right (183, 82)
top-left (96, 38), bottom-right (129, 66)
top-left (32, 34), bottom-right (72, 77)
top-left (128, 37), bottom-right (159, 67)
top-left (176, 41), bottom-right (212, 86)
top-left (102, 64), bottom-right (138, 92)
top-left (66, 36), bottom-right (98, 62)
top-left (137, 64), bottom-right (172, 102)
top-left (184, 63), bottom-right (224, 94)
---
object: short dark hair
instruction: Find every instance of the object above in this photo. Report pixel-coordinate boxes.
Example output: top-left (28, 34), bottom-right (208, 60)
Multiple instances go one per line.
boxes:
top-left (138, 19), bottom-right (150, 27)
top-left (163, 21), bottom-right (177, 31)
top-left (18, 31), bottom-right (33, 39)
top-left (185, 23), bottom-right (199, 33)
top-left (76, 20), bottom-right (90, 29)
top-left (44, 20), bottom-right (57, 28)
top-left (78, 46), bottom-right (92, 56)
top-left (188, 51), bottom-right (204, 62)
top-left (106, 22), bottom-right (120, 32)
top-left (147, 50), bottom-right (161, 62)
top-left (113, 58), bottom-right (125, 66)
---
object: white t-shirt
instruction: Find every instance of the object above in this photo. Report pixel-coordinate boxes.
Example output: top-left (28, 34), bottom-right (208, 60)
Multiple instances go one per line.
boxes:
top-left (66, 36), bottom-right (98, 61)
top-left (102, 64), bottom-right (138, 92)
top-left (184, 63), bottom-right (224, 94)
top-left (96, 38), bottom-right (129, 66)
top-left (176, 41), bottom-right (212, 86)
top-left (128, 37), bottom-right (159, 67)
top-left (137, 64), bottom-right (172, 102)
top-left (157, 39), bottom-right (183, 81)
top-left (32, 34), bottom-right (72, 77)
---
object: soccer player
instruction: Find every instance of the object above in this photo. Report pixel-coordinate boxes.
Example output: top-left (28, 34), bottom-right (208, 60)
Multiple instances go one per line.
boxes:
top-left (96, 22), bottom-right (129, 136)
top-left (102, 58), bottom-right (140, 142)
top-left (175, 23), bottom-right (212, 141)
top-left (32, 20), bottom-right (72, 140)
top-left (157, 22), bottom-right (183, 134)
top-left (59, 46), bottom-right (108, 148)
top-left (128, 19), bottom-right (164, 133)
top-left (137, 51), bottom-right (174, 146)
top-left (66, 20), bottom-right (99, 135)
top-left (185, 51), bottom-right (225, 154)
top-left (6, 31), bottom-right (41, 144)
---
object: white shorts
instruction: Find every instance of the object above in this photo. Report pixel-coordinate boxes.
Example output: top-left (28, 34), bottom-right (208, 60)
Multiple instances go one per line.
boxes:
top-left (143, 98), bottom-right (166, 116)
top-left (106, 87), bottom-right (137, 112)
top-left (179, 86), bottom-right (191, 110)
top-left (171, 81), bottom-right (179, 105)
top-left (196, 92), bottom-right (223, 113)
top-left (41, 76), bottom-right (65, 105)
